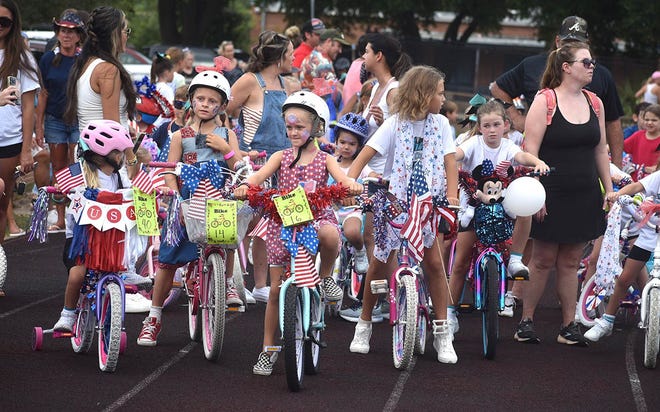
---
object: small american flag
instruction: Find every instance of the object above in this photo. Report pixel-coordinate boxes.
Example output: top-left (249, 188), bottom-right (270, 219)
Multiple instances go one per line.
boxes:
top-left (151, 167), bottom-right (169, 189)
top-left (248, 216), bottom-right (269, 241)
top-left (495, 160), bottom-right (512, 179)
top-left (400, 192), bottom-right (434, 262)
top-left (54, 162), bottom-right (85, 193)
top-left (293, 245), bottom-right (320, 287)
top-left (131, 169), bottom-right (154, 194)
top-left (187, 197), bottom-right (206, 221)
top-left (203, 179), bottom-right (222, 200)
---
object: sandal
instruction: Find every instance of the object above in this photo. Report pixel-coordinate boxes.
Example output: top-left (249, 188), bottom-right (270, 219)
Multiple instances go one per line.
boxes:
top-left (8, 228), bottom-right (25, 237)
top-left (47, 224), bottom-right (65, 234)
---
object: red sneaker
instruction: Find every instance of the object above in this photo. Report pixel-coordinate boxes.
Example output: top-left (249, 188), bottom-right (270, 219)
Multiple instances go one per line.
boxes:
top-left (137, 316), bottom-right (161, 347)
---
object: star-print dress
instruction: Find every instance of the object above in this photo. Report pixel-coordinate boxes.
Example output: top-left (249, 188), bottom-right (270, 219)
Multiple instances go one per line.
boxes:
top-left (266, 148), bottom-right (340, 266)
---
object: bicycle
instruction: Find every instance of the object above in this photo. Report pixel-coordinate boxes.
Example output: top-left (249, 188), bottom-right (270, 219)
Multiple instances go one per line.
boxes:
top-left (241, 183), bottom-right (347, 391)
top-left (150, 160), bottom-right (253, 361)
top-left (641, 217), bottom-right (660, 369)
top-left (30, 186), bottom-right (142, 373)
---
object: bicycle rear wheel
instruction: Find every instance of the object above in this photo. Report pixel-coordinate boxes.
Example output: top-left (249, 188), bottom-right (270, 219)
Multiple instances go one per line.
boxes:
top-left (304, 288), bottom-right (324, 375)
top-left (283, 285), bottom-right (304, 392)
top-left (392, 274), bottom-right (417, 370)
top-left (71, 295), bottom-right (95, 353)
top-left (643, 288), bottom-right (660, 369)
top-left (185, 263), bottom-right (202, 341)
top-left (98, 283), bottom-right (122, 373)
top-left (482, 257), bottom-right (499, 360)
top-left (201, 253), bottom-right (226, 361)
top-left (577, 275), bottom-right (607, 328)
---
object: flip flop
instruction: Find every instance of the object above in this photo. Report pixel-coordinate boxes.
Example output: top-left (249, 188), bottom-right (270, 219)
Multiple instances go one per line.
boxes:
top-left (47, 225), bottom-right (65, 234)
top-left (8, 229), bottom-right (25, 237)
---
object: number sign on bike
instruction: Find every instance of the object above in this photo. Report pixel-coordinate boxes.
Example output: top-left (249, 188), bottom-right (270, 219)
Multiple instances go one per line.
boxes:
top-left (133, 188), bottom-right (159, 236)
top-left (273, 186), bottom-right (314, 227)
top-left (206, 199), bottom-right (238, 244)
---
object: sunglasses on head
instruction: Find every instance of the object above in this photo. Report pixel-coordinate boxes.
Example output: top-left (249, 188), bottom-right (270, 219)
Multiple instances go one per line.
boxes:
top-left (0, 17), bottom-right (13, 29)
top-left (173, 100), bottom-right (187, 110)
top-left (569, 58), bottom-right (596, 69)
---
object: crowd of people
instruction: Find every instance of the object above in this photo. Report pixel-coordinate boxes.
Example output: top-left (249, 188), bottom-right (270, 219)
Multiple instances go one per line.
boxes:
top-left (1, 0), bottom-right (658, 375)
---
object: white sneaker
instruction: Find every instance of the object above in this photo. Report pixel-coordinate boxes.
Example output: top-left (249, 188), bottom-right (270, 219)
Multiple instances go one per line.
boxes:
top-left (354, 247), bottom-right (368, 274)
top-left (584, 317), bottom-right (613, 342)
top-left (53, 310), bottom-right (76, 332)
top-left (47, 209), bottom-right (58, 226)
top-left (349, 320), bottom-right (372, 354)
top-left (122, 272), bottom-right (153, 291)
top-left (498, 292), bottom-right (515, 318)
top-left (507, 260), bottom-right (529, 280)
top-left (252, 286), bottom-right (270, 303)
top-left (433, 320), bottom-right (458, 364)
top-left (245, 288), bottom-right (256, 304)
top-left (447, 308), bottom-right (459, 338)
top-left (125, 293), bottom-right (152, 313)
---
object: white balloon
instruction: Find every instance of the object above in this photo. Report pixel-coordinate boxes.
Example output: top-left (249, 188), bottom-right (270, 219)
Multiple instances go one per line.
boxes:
top-left (502, 176), bottom-right (546, 217)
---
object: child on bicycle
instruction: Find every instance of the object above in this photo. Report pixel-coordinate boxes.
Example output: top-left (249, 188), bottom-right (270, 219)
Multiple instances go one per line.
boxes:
top-left (234, 91), bottom-right (362, 375)
top-left (137, 70), bottom-right (241, 346)
top-left (52, 120), bottom-right (142, 331)
top-left (584, 173), bottom-right (660, 342)
top-left (345, 65), bottom-right (460, 363)
top-left (447, 100), bottom-right (549, 337)
top-left (331, 112), bottom-right (375, 274)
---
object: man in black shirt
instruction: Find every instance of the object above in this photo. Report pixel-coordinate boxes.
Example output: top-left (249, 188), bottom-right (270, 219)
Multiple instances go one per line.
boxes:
top-left (490, 16), bottom-right (624, 167)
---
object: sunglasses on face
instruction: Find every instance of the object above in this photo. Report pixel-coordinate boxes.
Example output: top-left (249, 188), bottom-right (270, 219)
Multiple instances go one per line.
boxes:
top-left (569, 58), bottom-right (596, 69)
top-left (0, 17), bottom-right (13, 29)
top-left (173, 100), bottom-right (186, 110)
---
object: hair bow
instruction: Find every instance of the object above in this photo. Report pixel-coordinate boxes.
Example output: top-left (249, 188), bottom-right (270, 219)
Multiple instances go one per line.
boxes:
top-left (195, 56), bottom-right (233, 74)
top-left (134, 76), bottom-right (157, 98)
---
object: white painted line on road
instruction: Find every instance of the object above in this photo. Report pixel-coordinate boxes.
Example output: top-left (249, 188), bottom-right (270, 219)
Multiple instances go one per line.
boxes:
top-left (0, 293), bottom-right (62, 319)
top-left (382, 357), bottom-right (417, 412)
top-left (625, 330), bottom-right (647, 412)
top-left (103, 312), bottom-right (240, 412)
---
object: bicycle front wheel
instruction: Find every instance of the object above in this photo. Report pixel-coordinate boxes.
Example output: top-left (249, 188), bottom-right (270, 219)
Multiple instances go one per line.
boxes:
top-left (283, 285), bottom-right (305, 392)
top-left (0, 244), bottom-right (6, 293)
top-left (98, 283), bottom-right (122, 373)
top-left (304, 288), bottom-right (324, 375)
top-left (71, 295), bottom-right (95, 353)
top-left (577, 275), bottom-right (607, 328)
top-left (392, 274), bottom-right (417, 370)
top-left (202, 253), bottom-right (226, 361)
top-left (643, 287), bottom-right (660, 369)
top-left (482, 257), bottom-right (499, 360)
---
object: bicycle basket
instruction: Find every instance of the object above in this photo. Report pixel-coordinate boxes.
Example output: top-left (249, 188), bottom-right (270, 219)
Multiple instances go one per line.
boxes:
top-left (180, 198), bottom-right (253, 248)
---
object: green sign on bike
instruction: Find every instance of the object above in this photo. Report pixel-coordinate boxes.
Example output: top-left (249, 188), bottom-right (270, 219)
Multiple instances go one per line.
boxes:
top-left (206, 199), bottom-right (238, 245)
top-left (273, 185), bottom-right (313, 227)
top-left (133, 188), bottom-right (159, 235)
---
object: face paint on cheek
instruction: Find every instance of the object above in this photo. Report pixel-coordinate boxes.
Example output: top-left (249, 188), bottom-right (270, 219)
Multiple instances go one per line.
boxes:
top-left (211, 105), bottom-right (220, 116)
top-left (301, 130), bottom-right (310, 140)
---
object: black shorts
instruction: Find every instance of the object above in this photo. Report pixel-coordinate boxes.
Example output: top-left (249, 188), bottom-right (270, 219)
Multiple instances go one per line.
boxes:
top-left (0, 143), bottom-right (22, 158)
top-left (628, 245), bottom-right (651, 262)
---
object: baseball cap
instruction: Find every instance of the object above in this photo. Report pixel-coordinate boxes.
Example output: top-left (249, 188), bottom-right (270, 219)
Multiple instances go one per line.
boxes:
top-left (320, 29), bottom-right (350, 46)
top-left (558, 16), bottom-right (588, 42)
top-left (302, 18), bottom-right (325, 34)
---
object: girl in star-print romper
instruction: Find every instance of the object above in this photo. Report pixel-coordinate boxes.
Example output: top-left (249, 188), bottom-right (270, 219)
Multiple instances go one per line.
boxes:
top-left (234, 91), bottom-right (363, 376)
top-left (346, 65), bottom-right (461, 364)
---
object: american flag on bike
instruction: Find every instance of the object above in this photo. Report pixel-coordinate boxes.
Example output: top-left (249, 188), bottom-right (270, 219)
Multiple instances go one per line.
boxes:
top-left (150, 167), bottom-right (169, 189)
top-left (400, 192), bottom-right (435, 262)
top-left (248, 216), bottom-right (269, 241)
top-left (131, 168), bottom-right (154, 194)
top-left (495, 160), bottom-right (512, 179)
top-left (54, 162), bottom-right (86, 193)
top-left (293, 245), bottom-right (320, 287)
top-left (187, 179), bottom-right (223, 220)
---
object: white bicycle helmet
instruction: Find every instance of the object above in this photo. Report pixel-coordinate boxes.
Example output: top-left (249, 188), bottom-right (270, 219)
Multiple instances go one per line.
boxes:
top-left (188, 70), bottom-right (231, 102)
top-left (282, 91), bottom-right (330, 136)
top-left (80, 120), bottom-right (133, 156)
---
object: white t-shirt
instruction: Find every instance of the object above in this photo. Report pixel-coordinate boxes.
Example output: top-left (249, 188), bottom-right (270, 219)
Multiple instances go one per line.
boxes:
top-left (368, 114), bottom-right (456, 181)
top-left (459, 135), bottom-right (521, 173)
top-left (634, 172), bottom-right (660, 252)
top-left (0, 50), bottom-right (40, 147)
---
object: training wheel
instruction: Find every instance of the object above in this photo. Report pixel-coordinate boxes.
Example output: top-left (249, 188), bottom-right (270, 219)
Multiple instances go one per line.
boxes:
top-left (119, 331), bottom-right (127, 354)
top-left (32, 327), bottom-right (44, 351)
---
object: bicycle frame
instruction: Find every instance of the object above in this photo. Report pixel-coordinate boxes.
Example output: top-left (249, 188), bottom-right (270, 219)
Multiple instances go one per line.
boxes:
top-left (278, 272), bottom-right (325, 339)
top-left (640, 226), bottom-right (660, 328)
top-left (95, 273), bottom-right (129, 324)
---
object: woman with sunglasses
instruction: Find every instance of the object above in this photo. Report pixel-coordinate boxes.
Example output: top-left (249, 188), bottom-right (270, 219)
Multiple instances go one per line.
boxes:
top-left (0, 1), bottom-right (40, 256)
top-left (34, 9), bottom-right (86, 233)
top-left (64, 6), bottom-right (138, 176)
top-left (226, 30), bottom-right (293, 303)
top-left (514, 42), bottom-right (613, 346)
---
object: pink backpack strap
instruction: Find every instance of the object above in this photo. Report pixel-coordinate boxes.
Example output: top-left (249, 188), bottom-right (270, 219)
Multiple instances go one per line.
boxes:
top-left (582, 89), bottom-right (601, 119)
top-left (538, 88), bottom-right (556, 125)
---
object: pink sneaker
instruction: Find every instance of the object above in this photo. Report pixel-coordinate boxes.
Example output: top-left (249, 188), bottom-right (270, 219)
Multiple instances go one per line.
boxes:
top-left (137, 316), bottom-right (161, 347)
top-left (226, 279), bottom-right (243, 306)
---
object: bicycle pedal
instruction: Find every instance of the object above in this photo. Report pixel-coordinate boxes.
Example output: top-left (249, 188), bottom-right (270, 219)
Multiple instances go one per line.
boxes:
top-left (51, 331), bottom-right (74, 338)
top-left (326, 300), bottom-right (339, 306)
top-left (264, 345), bottom-right (281, 353)
top-left (512, 275), bottom-right (529, 281)
top-left (457, 303), bottom-right (474, 313)
top-left (370, 279), bottom-right (388, 294)
top-left (226, 305), bottom-right (245, 312)
top-left (172, 281), bottom-right (182, 288)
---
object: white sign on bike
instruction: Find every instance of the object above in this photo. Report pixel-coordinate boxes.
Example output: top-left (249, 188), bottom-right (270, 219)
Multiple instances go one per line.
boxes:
top-left (79, 200), bottom-right (136, 232)
top-left (206, 199), bottom-right (238, 244)
top-left (273, 185), bottom-right (313, 227)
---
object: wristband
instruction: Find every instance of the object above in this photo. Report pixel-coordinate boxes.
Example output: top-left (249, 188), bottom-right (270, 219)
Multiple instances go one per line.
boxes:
top-left (223, 150), bottom-right (235, 161)
top-left (126, 157), bottom-right (138, 166)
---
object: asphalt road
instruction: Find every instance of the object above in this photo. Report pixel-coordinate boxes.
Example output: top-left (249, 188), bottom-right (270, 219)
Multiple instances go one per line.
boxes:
top-left (0, 234), bottom-right (657, 411)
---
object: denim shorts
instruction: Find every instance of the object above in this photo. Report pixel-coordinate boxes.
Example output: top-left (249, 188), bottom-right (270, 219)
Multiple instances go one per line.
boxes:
top-left (44, 114), bottom-right (79, 145)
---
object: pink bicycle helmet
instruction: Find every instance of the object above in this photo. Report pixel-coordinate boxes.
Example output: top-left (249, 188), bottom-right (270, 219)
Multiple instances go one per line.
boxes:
top-left (80, 120), bottom-right (133, 156)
